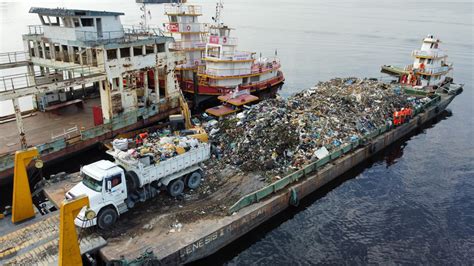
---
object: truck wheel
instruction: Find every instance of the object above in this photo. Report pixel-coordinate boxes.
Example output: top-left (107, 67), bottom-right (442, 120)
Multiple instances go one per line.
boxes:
top-left (125, 171), bottom-right (139, 194)
top-left (167, 179), bottom-right (185, 197)
top-left (186, 171), bottom-right (202, 189)
top-left (97, 207), bottom-right (118, 230)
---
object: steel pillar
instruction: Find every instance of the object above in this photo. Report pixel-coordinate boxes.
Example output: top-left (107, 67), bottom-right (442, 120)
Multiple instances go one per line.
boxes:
top-left (154, 66), bottom-right (160, 103)
top-left (12, 98), bottom-right (27, 150)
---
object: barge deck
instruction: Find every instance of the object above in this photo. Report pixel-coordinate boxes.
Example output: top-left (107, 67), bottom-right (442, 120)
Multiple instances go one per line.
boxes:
top-left (34, 92), bottom-right (458, 264)
top-left (0, 98), bottom-right (99, 155)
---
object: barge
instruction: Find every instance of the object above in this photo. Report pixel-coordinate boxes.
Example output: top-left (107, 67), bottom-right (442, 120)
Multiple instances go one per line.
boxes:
top-left (0, 22), bottom-right (463, 266)
top-left (0, 86), bottom-right (461, 265)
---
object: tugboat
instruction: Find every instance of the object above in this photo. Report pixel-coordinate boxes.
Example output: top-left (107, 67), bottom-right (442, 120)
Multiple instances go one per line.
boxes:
top-left (163, 1), bottom-right (285, 106)
top-left (382, 35), bottom-right (462, 94)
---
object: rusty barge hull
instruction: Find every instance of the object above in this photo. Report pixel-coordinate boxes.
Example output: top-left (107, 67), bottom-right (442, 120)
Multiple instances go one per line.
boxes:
top-left (98, 93), bottom-right (457, 264)
top-left (0, 105), bottom-right (180, 185)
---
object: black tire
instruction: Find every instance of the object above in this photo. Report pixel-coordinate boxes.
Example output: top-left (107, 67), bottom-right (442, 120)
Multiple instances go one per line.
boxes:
top-left (97, 207), bottom-right (118, 230)
top-left (125, 171), bottom-right (140, 194)
top-left (186, 171), bottom-right (202, 189)
top-left (167, 179), bottom-right (185, 197)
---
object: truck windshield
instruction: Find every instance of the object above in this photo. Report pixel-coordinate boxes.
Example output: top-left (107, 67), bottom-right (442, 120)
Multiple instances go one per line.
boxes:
top-left (82, 173), bottom-right (102, 192)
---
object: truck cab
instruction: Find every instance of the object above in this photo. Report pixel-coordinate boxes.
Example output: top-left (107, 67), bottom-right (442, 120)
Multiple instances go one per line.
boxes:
top-left (67, 160), bottom-right (127, 228)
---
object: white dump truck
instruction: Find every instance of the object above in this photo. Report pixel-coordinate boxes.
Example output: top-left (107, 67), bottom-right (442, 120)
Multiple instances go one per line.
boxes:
top-left (66, 141), bottom-right (211, 229)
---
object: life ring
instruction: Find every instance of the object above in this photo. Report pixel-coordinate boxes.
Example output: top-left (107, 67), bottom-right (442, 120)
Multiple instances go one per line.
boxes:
top-left (166, 24), bottom-right (170, 30)
top-left (194, 61), bottom-right (199, 66)
top-left (186, 25), bottom-right (191, 31)
top-left (223, 37), bottom-right (227, 44)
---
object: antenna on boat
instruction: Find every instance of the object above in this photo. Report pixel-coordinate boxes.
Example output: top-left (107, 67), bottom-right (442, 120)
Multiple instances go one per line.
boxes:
top-left (212, 0), bottom-right (224, 26)
top-left (139, 3), bottom-right (152, 31)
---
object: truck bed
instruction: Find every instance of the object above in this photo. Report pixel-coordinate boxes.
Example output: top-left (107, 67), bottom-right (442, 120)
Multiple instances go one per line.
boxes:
top-left (108, 142), bottom-right (211, 186)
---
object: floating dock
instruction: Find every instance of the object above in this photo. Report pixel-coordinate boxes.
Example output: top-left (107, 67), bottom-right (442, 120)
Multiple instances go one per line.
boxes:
top-left (26, 91), bottom-right (459, 264)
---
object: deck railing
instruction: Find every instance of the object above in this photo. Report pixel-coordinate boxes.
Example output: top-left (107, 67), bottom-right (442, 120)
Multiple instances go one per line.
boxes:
top-left (0, 65), bottom-right (103, 92)
top-left (199, 61), bottom-right (281, 77)
top-left (418, 66), bottom-right (450, 75)
top-left (169, 40), bottom-right (206, 50)
top-left (25, 24), bottom-right (164, 44)
top-left (412, 49), bottom-right (446, 58)
top-left (164, 4), bottom-right (202, 16)
top-left (26, 25), bottom-right (43, 35)
top-left (0, 51), bottom-right (29, 64)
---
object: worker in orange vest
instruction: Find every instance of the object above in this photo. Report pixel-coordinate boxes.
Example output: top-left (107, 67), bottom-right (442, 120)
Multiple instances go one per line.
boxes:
top-left (419, 62), bottom-right (425, 71)
top-left (393, 111), bottom-right (400, 126)
top-left (135, 132), bottom-right (149, 146)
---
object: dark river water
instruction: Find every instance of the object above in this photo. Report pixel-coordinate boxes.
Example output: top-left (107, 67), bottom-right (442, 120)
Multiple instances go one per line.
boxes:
top-left (1, 0), bottom-right (473, 264)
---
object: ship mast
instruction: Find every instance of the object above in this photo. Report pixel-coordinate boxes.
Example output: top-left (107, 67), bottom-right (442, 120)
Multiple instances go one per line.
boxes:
top-left (213, 0), bottom-right (224, 26)
top-left (139, 3), bottom-right (151, 31)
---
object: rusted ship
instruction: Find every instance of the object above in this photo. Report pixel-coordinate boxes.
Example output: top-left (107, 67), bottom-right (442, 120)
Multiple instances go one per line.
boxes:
top-left (163, 1), bottom-right (285, 106)
top-left (0, 7), bottom-right (188, 184)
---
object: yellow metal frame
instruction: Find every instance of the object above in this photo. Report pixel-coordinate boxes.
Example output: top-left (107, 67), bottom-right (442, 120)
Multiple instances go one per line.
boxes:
top-left (11, 148), bottom-right (39, 224)
top-left (58, 195), bottom-right (90, 266)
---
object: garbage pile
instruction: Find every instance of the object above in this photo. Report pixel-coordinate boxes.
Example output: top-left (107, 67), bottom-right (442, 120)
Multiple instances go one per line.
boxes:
top-left (112, 129), bottom-right (202, 163)
top-left (208, 78), bottom-right (416, 176)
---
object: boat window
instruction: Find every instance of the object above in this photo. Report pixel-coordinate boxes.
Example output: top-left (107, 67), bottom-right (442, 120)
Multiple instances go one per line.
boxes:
top-left (48, 17), bottom-right (60, 26)
top-left (81, 18), bottom-right (94, 27)
top-left (82, 173), bottom-right (103, 192)
top-left (170, 16), bottom-right (178, 23)
top-left (427, 59), bottom-right (432, 64)
top-left (157, 43), bottom-right (165, 53)
top-left (107, 49), bottom-right (118, 60)
top-left (145, 45), bottom-right (155, 55)
top-left (120, 47), bottom-right (131, 58)
top-left (133, 46), bottom-right (143, 56)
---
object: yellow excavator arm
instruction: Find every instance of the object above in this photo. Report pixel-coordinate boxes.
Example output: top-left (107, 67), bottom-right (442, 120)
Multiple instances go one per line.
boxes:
top-left (178, 89), bottom-right (193, 130)
top-left (176, 89), bottom-right (209, 142)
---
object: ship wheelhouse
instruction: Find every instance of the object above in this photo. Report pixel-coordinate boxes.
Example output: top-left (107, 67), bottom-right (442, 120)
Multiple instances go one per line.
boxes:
top-left (408, 35), bottom-right (453, 87)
